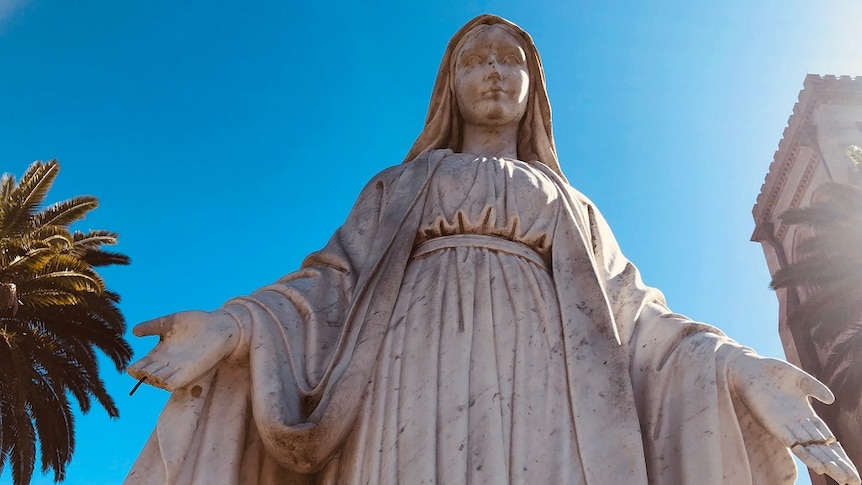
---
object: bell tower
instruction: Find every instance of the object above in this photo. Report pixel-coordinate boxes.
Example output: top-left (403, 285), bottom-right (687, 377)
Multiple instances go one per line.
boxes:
top-left (752, 74), bottom-right (862, 484)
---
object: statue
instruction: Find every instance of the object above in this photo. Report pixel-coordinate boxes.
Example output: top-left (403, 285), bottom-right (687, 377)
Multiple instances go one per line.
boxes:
top-left (125, 14), bottom-right (861, 485)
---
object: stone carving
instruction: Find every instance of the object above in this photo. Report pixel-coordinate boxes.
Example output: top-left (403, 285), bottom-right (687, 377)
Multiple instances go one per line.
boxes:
top-left (125, 14), bottom-right (860, 485)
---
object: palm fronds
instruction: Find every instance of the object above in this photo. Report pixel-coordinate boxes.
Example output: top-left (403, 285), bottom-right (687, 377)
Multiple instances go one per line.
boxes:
top-left (0, 160), bottom-right (130, 485)
top-left (771, 181), bottom-right (862, 409)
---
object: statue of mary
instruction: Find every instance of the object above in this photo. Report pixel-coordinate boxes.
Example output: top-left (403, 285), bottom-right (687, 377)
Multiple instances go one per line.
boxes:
top-left (125, 14), bottom-right (860, 485)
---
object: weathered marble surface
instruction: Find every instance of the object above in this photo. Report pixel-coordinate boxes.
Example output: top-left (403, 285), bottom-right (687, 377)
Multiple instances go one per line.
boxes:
top-left (126, 14), bottom-right (860, 485)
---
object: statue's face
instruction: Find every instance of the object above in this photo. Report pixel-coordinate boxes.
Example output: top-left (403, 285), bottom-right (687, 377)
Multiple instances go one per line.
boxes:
top-left (454, 25), bottom-right (529, 128)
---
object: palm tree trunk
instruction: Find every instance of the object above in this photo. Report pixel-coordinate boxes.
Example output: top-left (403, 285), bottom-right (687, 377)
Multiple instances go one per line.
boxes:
top-left (0, 282), bottom-right (18, 317)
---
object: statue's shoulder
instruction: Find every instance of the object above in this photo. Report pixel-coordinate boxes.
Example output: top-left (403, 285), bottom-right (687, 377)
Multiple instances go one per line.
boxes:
top-left (367, 149), bottom-right (454, 187)
top-left (522, 159), bottom-right (597, 213)
top-left (367, 163), bottom-right (409, 186)
top-left (355, 150), bottom-right (444, 201)
top-left (566, 185), bottom-right (591, 204)
top-left (554, 178), bottom-right (596, 212)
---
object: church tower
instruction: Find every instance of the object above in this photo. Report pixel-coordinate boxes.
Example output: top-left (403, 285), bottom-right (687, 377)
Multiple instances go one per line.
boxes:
top-left (752, 74), bottom-right (862, 484)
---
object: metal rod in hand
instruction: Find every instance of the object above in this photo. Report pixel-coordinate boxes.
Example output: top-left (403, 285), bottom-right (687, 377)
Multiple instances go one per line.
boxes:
top-left (129, 376), bottom-right (147, 396)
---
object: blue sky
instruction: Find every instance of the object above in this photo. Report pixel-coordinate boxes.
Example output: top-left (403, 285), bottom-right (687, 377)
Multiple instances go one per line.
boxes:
top-left (1, 1), bottom-right (861, 483)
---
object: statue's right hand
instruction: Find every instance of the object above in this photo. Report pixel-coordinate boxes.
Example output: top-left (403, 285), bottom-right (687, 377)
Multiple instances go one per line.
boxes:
top-left (128, 310), bottom-right (241, 392)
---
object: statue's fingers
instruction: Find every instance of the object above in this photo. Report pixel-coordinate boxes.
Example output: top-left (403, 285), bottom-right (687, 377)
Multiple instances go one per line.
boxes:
top-left (833, 459), bottom-right (861, 485)
top-left (798, 373), bottom-right (835, 404)
top-left (159, 368), bottom-right (187, 391)
top-left (127, 365), bottom-right (147, 381)
top-left (800, 417), bottom-right (835, 443)
top-left (128, 360), bottom-right (173, 389)
top-left (785, 421), bottom-right (811, 447)
top-left (154, 366), bottom-right (201, 392)
top-left (160, 367), bottom-right (180, 381)
top-left (128, 361), bottom-right (168, 382)
top-left (827, 443), bottom-right (861, 485)
top-left (821, 448), bottom-right (859, 485)
top-left (128, 355), bottom-right (155, 377)
top-left (828, 442), bottom-right (858, 469)
top-left (809, 443), bottom-right (841, 476)
top-left (133, 316), bottom-right (171, 338)
top-left (144, 362), bottom-right (171, 379)
top-left (141, 373), bottom-right (169, 390)
top-left (137, 363), bottom-right (175, 389)
top-left (792, 444), bottom-right (827, 476)
top-left (809, 416), bottom-right (844, 436)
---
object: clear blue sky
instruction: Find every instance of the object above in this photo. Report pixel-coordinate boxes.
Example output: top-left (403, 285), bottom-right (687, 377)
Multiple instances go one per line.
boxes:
top-left (1, 1), bottom-right (861, 483)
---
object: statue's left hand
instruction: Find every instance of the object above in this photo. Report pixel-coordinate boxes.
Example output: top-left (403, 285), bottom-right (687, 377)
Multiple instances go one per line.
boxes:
top-left (731, 352), bottom-right (861, 485)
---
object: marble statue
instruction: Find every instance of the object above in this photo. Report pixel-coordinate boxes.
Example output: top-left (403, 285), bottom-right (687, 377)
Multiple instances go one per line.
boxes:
top-left (125, 14), bottom-right (861, 485)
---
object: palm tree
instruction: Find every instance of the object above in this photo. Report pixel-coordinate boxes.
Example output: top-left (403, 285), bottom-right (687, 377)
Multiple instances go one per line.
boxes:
top-left (770, 153), bottom-right (862, 410)
top-left (0, 160), bottom-right (131, 485)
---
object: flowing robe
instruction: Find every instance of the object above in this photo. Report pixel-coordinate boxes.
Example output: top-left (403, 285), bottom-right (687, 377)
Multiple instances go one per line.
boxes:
top-left (126, 150), bottom-right (794, 484)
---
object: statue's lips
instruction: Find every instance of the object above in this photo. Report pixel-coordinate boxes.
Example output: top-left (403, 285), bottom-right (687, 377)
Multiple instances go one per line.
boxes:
top-left (481, 87), bottom-right (507, 98)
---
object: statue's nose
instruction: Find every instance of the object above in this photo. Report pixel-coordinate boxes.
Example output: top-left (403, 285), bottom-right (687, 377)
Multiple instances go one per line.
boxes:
top-left (487, 61), bottom-right (501, 79)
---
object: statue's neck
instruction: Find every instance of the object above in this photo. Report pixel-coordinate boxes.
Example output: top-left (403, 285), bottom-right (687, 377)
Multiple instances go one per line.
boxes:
top-left (461, 122), bottom-right (519, 159)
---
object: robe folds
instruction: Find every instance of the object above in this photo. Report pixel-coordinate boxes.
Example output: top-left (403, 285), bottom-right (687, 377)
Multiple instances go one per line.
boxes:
top-left (126, 150), bottom-right (794, 485)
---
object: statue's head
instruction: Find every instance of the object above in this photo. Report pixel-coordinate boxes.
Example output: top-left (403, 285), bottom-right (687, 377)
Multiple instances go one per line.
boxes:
top-left (404, 14), bottom-right (561, 177)
top-left (452, 22), bottom-right (530, 132)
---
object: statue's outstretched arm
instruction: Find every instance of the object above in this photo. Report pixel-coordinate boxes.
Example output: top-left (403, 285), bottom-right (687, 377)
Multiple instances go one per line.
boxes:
top-left (579, 193), bottom-right (860, 484)
top-left (126, 162), bottom-right (407, 395)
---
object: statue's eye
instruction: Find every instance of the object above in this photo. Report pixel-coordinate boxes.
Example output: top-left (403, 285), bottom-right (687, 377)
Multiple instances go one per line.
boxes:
top-left (463, 56), bottom-right (482, 67)
top-left (503, 54), bottom-right (523, 65)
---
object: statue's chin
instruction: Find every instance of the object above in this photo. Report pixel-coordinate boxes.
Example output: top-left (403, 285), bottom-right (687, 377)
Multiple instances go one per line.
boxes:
top-left (462, 99), bottom-right (524, 126)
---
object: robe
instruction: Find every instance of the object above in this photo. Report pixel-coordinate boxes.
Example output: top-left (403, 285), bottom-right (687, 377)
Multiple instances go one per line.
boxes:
top-left (126, 149), bottom-right (794, 484)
